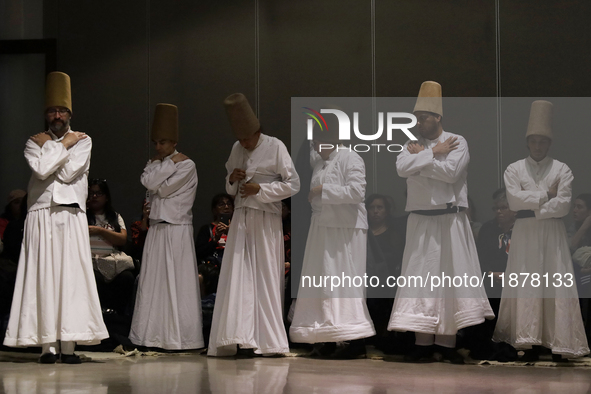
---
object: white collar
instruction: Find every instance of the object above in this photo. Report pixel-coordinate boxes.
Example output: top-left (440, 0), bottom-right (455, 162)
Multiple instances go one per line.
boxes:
top-left (164, 150), bottom-right (179, 160)
top-left (526, 155), bottom-right (551, 166)
top-left (48, 128), bottom-right (72, 142)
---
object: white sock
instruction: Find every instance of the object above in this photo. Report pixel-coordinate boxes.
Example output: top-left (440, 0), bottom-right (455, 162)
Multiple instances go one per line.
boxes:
top-left (434, 334), bottom-right (456, 348)
top-left (61, 341), bottom-right (76, 355)
top-left (41, 342), bottom-right (59, 355)
top-left (415, 333), bottom-right (435, 346)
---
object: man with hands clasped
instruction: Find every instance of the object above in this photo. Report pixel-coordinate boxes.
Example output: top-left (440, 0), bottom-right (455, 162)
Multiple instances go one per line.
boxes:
top-left (208, 93), bottom-right (300, 357)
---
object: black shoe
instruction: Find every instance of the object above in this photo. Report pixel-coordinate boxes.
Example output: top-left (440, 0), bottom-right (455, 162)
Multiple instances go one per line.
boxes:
top-left (39, 353), bottom-right (59, 364)
top-left (435, 345), bottom-right (465, 365)
top-left (490, 342), bottom-right (518, 362)
top-left (520, 349), bottom-right (539, 362)
top-left (552, 354), bottom-right (568, 363)
top-left (235, 348), bottom-right (256, 358)
top-left (60, 353), bottom-right (82, 364)
top-left (330, 339), bottom-right (367, 359)
top-left (404, 345), bottom-right (434, 363)
top-left (309, 342), bottom-right (337, 358)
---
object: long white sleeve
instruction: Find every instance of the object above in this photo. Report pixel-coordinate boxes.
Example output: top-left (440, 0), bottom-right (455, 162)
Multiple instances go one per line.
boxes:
top-left (322, 154), bottom-right (366, 205)
top-left (504, 164), bottom-right (548, 211)
top-left (257, 143), bottom-right (300, 203)
top-left (419, 137), bottom-right (470, 184)
top-left (537, 165), bottom-right (573, 219)
top-left (141, 158), bottom-right (177, 192)
top-left (157, 160), bottom-right (197, 198)
top-left (310, 141), bottom-right (323, 169)
top-left (224, 143), bottom-right (241, 196)
top-left (55, 137), bottom-right (92, 184)
top-left (396, 142), bottom-right (434, 178)
top-left (24, 139), bottom-right (69, 181)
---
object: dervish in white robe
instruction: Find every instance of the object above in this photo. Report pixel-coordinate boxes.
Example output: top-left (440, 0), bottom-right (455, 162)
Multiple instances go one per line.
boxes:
top-left (290, 147), bottom-right (375, 343)
top-left (493, 156), bottom-right (589, 358)
top-left (208, 133), bottom-right (300, 356)
top-left (129, 150), bottom-right (204, 350)
top-left (4, 129), bottom-right (108, 348)
top-left (388, 131), bottom-right (494, 336)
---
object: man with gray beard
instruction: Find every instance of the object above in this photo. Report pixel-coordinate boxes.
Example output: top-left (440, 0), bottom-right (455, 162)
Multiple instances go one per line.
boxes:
top-left (3, 72), bottom-right (108, 364)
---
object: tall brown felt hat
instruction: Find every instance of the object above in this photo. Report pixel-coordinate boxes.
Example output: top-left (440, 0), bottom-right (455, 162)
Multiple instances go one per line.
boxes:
top-left (151, 103), bottom-right (179, 142)
top-left (45, 72), bottom-right (72, 112)
top-left (525, 100), bottom-right (553, 140)
top-left (413, 81), bottom-right (443, 117)
top-left (224, 93), bottom-right (260, 139)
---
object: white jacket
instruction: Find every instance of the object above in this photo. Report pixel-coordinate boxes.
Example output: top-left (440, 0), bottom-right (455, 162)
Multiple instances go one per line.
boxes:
top-left (141, 151), bottom-right (198, 225)
top-left (396, 130), bottom-right (469, 211)
top-left (504, 156), bottom-right (572, 220)
top-left (225, 134), bottom-right (300, 214)
top-left (311, 148), bottom-right (368, 230)
top-left (25, 128), bottom-right (91, 212)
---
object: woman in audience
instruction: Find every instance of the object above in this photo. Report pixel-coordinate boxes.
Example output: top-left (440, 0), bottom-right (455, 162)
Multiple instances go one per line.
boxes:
top-left (570, 193), bottom-right (591, 342)
top-left (130, 199), bottom-right (150, 262)
top-left (87, 179), bottom-right (135, 315)
top-left (0, 194), bottom-right (28, 331)
top-left (365, 194), bottom-right (409, 353)
top-left (0, 190), bottom-right (26, 240)
top-left (196, 193), bottom-right (234, 266)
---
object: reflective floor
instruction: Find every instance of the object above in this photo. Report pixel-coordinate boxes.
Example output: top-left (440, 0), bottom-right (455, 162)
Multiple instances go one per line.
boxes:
top-left (1, 352), bottom-right (590, 394)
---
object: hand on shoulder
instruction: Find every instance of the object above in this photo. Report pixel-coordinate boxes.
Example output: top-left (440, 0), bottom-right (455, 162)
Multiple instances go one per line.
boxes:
top-left (172, 152), bottom-right (189, 163)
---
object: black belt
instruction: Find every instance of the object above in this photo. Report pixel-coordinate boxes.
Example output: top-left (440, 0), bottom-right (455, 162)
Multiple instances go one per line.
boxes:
top-left (412, 205), bottom-right (466, 216)
top-left (59, 203), bottom-right (79, 208)
top-left (516, 210), bottom-right (535, 219)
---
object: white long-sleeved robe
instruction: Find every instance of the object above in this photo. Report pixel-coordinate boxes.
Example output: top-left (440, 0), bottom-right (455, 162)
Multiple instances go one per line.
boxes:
top-left (208, 133), bottom-right (300, 356)
top-left (4, 129), bottom-right (108, 347)
top-left (493, 156), bottom-right (589, 358)
top-left (289, 148), bottom-right (375, 343)
top-left (388, 131), bottom-right (493, 335)
top-left (129, 151), bottom-right (204, 350)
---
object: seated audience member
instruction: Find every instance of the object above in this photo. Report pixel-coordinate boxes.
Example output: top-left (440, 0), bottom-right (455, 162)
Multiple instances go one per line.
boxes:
top-left (282, 198), bottom-right (292, 320)
top-left (569, 193), bottom-right (591, 341)
top-left (467, 196), bottom-right (482, 241)
top-left (0, 194), bottom-right (28, 338)
top-left (87, 179), bottom-right (135, 315)
top-left (0, 194), bottom-right (28, 265)
top-left (477, 188), bottom-right (517, 302)
top-left (463, 188), bottom-right (517, 361)
top-left (198, 263), bottom-right (220, 348)
top-left (130, 199), bottom-right (150, 263)
top-left (0, 190), bottom-right (26, 240)
top-left (196, 193), bottom-right (234, 266)
top-left (365, 194), bottom-right (409, 353)
top-left (366, 194), bottom-right (406, 280)
top-left (570, 193), bottom-right (591, 252)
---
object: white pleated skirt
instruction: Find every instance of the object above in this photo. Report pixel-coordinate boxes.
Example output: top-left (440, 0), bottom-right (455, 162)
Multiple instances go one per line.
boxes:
top-left (493, 217), bottom-right (589, 358)
top-left (388, 211), bottom-right (494, 335)
top-left (129, 223), bottom-right (204, 350)
top-left (290, 215), bottom-right (375, 343)
top-left (4, 206), bottom-right (108, 346)
top-left (208, 207), bottom-right (288, 356)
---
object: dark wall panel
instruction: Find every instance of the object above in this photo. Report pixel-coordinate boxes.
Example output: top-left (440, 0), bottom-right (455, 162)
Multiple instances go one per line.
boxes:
top-left (259, 0), bottom-right (373, 144)
top-left (54, 0), bottom-right (149, 225)
top-left (2, 0), bottom-right (582, 233)
top-left (499, 1), bottom-right (591, 96)
top-left (148, 0), bottom-right (255, 228)
top-left (374, 0), bottom-right (498, 219)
